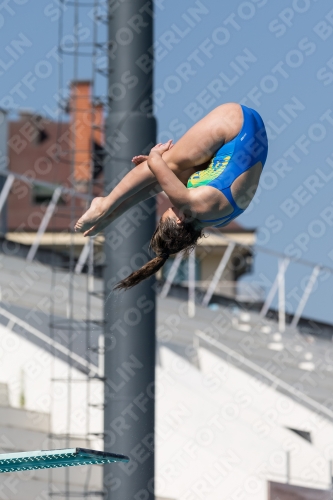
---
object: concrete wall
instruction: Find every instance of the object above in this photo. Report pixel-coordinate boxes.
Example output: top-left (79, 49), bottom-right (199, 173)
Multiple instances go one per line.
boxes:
top-left (0, 322), bottom-right (103, 441)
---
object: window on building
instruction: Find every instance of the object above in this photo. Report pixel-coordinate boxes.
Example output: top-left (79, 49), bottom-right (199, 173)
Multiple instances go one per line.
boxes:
top-left (35, 128), bottom-right (49, 145)
top-left (33, 116), bottom-right (49, 145)
top-left (162, 256), bottom-right (201, 283)
top-left (31, 185), bottom-right (66, 205)
top-left (93, 141), bottom-right (105, 179)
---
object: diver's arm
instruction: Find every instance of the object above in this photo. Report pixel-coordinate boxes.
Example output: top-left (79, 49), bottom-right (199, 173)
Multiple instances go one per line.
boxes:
top-left (147, 151), bottom-right (191, 207)
top-left (147, 148), bottom-right (217, 219)
top-left (101, 161), bottom-right (157, 217)
top-left (97, 145), bottom-right (172, 218)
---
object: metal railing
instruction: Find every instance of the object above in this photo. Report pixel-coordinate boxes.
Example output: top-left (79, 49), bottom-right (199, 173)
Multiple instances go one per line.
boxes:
top-left (195, 329), bottom-right (333, 422)
top-left (0, 306), bottom-right (99, 376)
top-left (158, 234), bottom-right (331, 333)
top-left (0, 167), bottom-right (330, 332)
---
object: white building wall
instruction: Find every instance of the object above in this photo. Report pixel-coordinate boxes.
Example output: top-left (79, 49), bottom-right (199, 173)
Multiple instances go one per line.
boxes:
top-left (155, 347), bottom-right (333, 500)
top-left (0, 323), bottom-right (103, 441)
top-left (0, 322), bottom-right (333, 499)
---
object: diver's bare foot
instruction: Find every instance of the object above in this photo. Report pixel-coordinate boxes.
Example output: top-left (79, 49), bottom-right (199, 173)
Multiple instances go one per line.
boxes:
top-left (83, 214), bottom-right (114, 237)
top-left (75, 197), bottom-right (107, 233)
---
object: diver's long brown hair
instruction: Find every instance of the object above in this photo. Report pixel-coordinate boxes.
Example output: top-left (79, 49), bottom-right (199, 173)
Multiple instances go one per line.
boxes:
top-left (114, 217), bottom-right (203, 291)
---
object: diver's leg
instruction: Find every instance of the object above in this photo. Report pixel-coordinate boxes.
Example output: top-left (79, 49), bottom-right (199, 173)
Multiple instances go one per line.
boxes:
top-left (80, 165), bottom-right (200, 236)
top-left (75, 155), bottom-right (165, 232)
top-left (230, 161), bottom-right (263, 209)
top-left (161, 102), bottom-right (243, 172)
top-left (82, 182), bottom-right (162, 236)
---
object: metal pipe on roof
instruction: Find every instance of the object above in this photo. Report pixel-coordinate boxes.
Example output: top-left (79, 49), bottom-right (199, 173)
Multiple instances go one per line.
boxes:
top-left (160, 253), bottom-right (183, 299)
top-left (202, 242), bottom-right (236, 307)
top-left (260, 258), bottom-right (290, 319)
top-left (188, 248), bottom-right (196, 318)
top-left (26, 187), bottom-right (63, 262)
top-left (0, 174), bottom-right (14, 216)
top-left (291, 265), bottom-right (320, 329)
top-left (278, 258), bottom-right (286, 333)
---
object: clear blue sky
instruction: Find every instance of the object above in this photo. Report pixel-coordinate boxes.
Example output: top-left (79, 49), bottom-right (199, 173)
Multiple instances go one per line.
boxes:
top-left (2, 0), bottom-right (333, 324)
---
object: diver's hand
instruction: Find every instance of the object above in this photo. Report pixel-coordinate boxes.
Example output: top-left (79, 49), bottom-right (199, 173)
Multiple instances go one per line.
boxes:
top-left (131, 155), bottom-right (148, 166)
top-left (132, 141), bottom-right (173, 165)
top-left (150, 140), bottom-right (173, 157)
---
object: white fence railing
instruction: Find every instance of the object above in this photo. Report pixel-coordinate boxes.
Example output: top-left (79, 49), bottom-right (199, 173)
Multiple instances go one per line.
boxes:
top-left (196, 329), bottom-right (333, 421)
top-left (0, 169), bottom-right (331, 331)
top-left (159, 235), bottom-right (332, 330)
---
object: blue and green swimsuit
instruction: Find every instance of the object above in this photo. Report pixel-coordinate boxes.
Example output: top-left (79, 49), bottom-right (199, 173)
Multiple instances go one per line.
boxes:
top-left (187, 105), bottom-right (268, 227)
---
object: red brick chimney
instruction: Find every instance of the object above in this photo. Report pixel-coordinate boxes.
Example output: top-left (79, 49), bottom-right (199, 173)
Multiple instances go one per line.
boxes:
top-left (70, 81), bottom-right (93, 192)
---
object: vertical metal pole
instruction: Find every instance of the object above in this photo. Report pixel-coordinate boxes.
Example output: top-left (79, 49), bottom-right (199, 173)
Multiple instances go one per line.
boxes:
top-left (98, 332), bottom-right (105, 380)
top-left (286, 450), bottom-right (290, 484)
top-left (0, 110), bottom-right (8, 236)
top-left (75, 239), bottom-right (91, 274)
top-left (278, 259), bottom-right (286, 333)
top-left (0, 174), bottom-right (13, 237)
top-left (0, 174), bottom-right (14, 216)
top-left (291, 265), bottom-right (320, 328)
top-left (104, 2), bottom-right (156, 499)
top-left (188, 249), bottom-right (196, 318)
top-left (202, 242), bottom-right (236, 307)
top-left (26, 186), bottom-right (63, 262)
top-left (88, 238), bottom-right (94, 293)
top-left (160, 252), bottom-right (183, 299)
top-left (260, 258), bottom-right (290, 318)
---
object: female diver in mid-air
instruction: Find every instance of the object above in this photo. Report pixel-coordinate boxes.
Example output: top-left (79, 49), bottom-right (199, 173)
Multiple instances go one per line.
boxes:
top-left (75, 102), bottom-right (268, 290)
